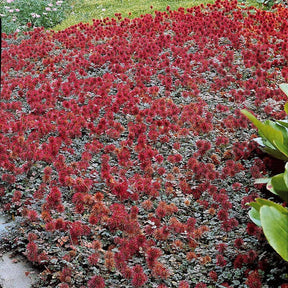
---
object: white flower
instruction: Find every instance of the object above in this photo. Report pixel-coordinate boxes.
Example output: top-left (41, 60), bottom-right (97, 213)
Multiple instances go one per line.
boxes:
top-left (8, 9), bottom-right (14, 13)
top-left (102, 8), bottom-right (106, 11)
top-left (52, 8), bottom-right (57, 11)
top-left (45, 7), bottom-right (51, 11)
top-left (42, 12), bottom-right (47, 15)
top-left (47, 3), bottom-right (53, 7)
top-left (56, 1), bottom-right (63, 5)
top-left (31, 13), bottom-right (40, 18)
top-left (6, 0), bottom-right (15, 3)
top-left (15, 9), bottom-right (20, 12)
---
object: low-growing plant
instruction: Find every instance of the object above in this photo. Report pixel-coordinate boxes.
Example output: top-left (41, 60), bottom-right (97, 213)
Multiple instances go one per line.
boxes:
top-left (0, 0), bottom-right (74, 35)
top-left (2, 1), bottom-right (288, 286)
top-left (241, 84), bottom-right (288, 161)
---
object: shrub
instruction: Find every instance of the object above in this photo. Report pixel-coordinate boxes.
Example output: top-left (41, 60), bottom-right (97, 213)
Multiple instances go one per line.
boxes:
top-left (0, 0), bottom-right (74, 35)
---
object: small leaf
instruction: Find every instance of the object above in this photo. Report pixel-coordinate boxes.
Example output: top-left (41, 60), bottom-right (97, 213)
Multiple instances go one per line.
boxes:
top-left (260, 205), bottom-right (288, 261)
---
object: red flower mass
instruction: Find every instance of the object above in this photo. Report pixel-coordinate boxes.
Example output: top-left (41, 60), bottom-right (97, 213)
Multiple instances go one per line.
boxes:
top-left (1, 0), bottom-right (288, 287)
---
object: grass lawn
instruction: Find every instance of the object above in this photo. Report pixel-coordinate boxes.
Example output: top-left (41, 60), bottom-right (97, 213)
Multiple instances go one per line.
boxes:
top-left (51, 0), bottom-right (262, 32)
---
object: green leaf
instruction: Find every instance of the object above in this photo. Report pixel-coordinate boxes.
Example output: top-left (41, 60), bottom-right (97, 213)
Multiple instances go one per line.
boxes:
top-left (270, 173), bottom-right (288, 202)
top-left (253, 136), bottom-right (288, 160)
top-left (241, 109), bottom-right (284, 151)
top-left (284, 102), bottom-right (288, 116)
top-left (264, 147), bottom-right (288, 160)
top-left (248, 207), bottom-right (262, 227)
top-left (280, 83), bottom-right (288, 97)
top-left (267, 179), bottom-right (277, 195)
top-left (260, 206), bottom-right (288, 261)
top-left (272, 141), bottom-right (288, 159)
top-left (262, 146), bottom-right (288, 161)
top-left (248, 201), bottom-right (261, 212)
top-left (255, 178), bottom-right (270, 184)
top-left (253, 137), bottom-right (266, 147)
top-left (284, 162), bottom-right (288, 188)
top-left (276, 119), bottom-right (288, 128)
top-left (255, 198), bottom-right (288, 214)
top-left (268, 121), bottom-right (288, 143)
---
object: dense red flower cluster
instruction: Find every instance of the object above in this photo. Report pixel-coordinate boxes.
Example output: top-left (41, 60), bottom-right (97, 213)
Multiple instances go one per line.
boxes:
top-left (1, 0), bottom-right (288, 286)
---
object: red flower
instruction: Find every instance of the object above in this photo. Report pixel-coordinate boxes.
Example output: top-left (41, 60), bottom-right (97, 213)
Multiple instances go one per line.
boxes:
top-left (69, 221), bottom-right (91, 244)
top-left (152, 262), bottom-right (170, 279)
top-left (87, 275), bottom-right (105, 288)
top-left (246, 222), bottom-right (262, 238)
top-left (178, 280), bottom-right (190, 288)
top-left (217, 209), bottom-right (228, 221)
top-left (245, 270), bottom-right (262, 288)
top-left (234, 238), bottom-right (244, 249)
top-left (209, 270), bottom-right (218, 282)
top-left (88, 253), bottom-right (99, 265)
top-left (195, 283), bottom-right (207, 288)
top-left (26, 242), bottom-right (38, 262)
top-left (59, 267), bottom-right (72, 283)
top-left (246, 249), bottom-right (258, 264)
top-left (46, 186), bottom-right (62, 211)
top-left (234, 254), bottom-right (246, 269)
top-left (216, 254), bottom-right (227, 267)
top-left (216, 243), bottom-right (227, 254)
top-left (131, 265), bottom-right (148, 287)
top-left (2, 173), bottom-right (16, 184)
top-left (27, 210), bottom-right (39, 222)
top-left (146, 247), bottom-right (162, 268)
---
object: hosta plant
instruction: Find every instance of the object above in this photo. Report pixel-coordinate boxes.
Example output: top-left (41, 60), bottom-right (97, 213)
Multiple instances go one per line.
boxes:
top-left (255, 162), bottom-right (288, 202)
top-left (248, 198), bottom-right (288, 261)
top-left (243, 84), bottom-right (288, 262)
top-left (249, 153), bottom-right (288, 262)
top-left (241, 83), bottom-right (288, 161)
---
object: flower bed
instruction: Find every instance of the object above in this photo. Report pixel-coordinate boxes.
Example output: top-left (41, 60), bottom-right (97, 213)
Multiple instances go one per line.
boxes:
top-left (1, 0), bottom-right (288, 287)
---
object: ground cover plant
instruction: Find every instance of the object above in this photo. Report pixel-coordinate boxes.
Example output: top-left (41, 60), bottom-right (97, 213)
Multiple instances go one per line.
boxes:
top-left (1, 0), bottom-right (288, 287)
